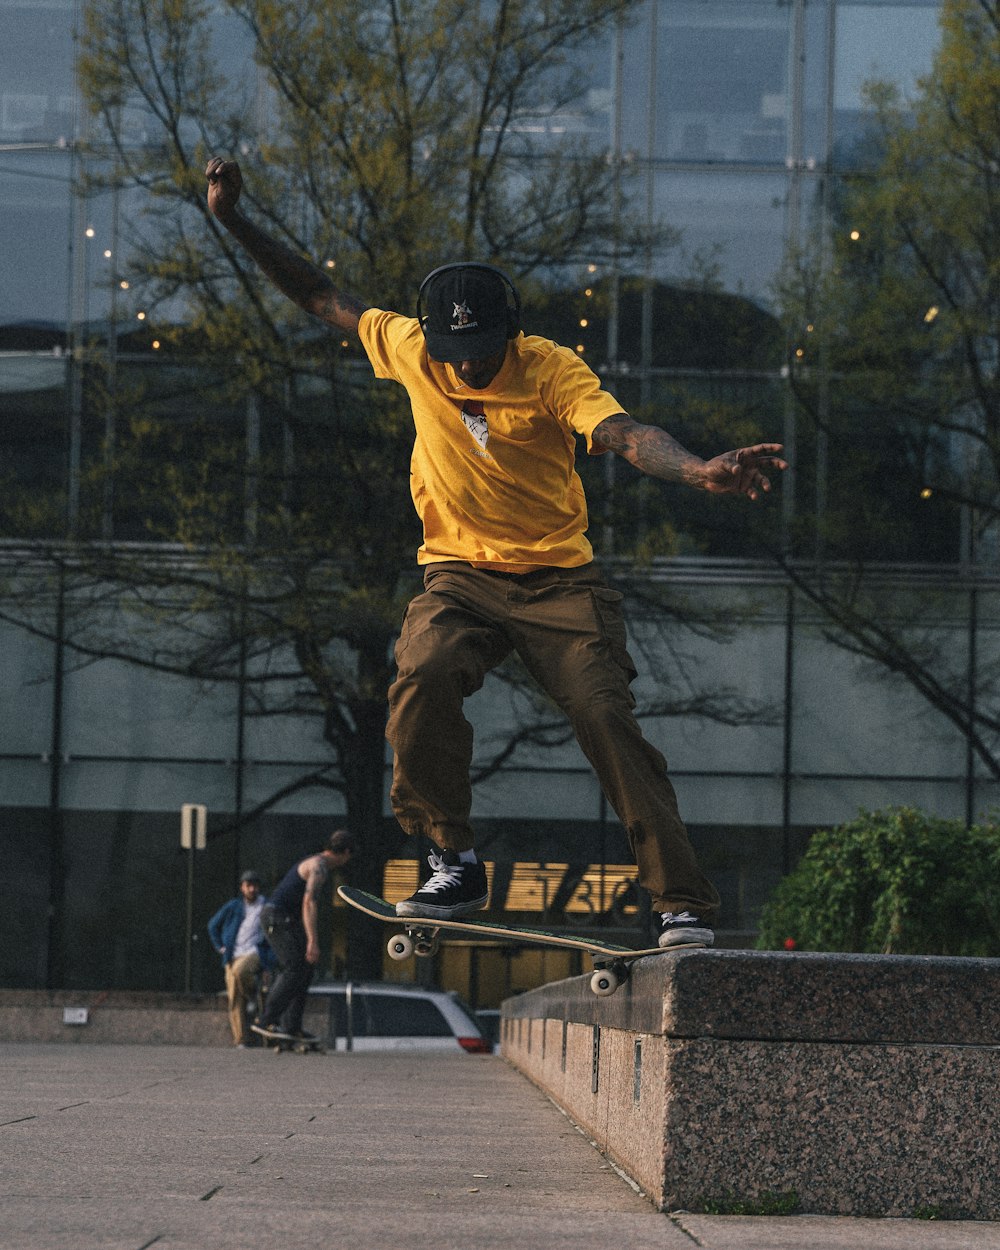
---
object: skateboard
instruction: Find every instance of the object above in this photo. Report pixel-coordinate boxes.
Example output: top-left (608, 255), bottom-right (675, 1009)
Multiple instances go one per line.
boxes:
top-left (338, 885), bottom-right (705, 996)
top-left (250, 1023), bottom-right (325, 1054)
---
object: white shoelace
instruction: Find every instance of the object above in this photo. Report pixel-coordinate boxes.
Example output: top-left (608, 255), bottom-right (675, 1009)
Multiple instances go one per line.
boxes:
top-left (419, 851), bottom-right (464, 895)
top-left (661, 910), bottom-right (699, 926)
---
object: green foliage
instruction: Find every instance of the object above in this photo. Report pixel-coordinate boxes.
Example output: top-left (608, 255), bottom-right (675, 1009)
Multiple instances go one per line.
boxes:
top-left (777, 0), bottom-right (1000, 564)
top-left (18, 0), bottom-right (784, 960)
top-left (772, 4), bottom-right (1000, 793)
top-left (12, 0), bottom-right (667, 952)
top-left (77, 0), bottom-right (652, 347)
top-left (757, 807), bottom-right (1000, 956)
top-left (695, 1191), bottom-right (799, 1217)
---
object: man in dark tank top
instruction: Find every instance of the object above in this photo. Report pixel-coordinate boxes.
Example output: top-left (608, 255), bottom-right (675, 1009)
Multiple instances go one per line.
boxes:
top-left (253, 829), bottom-right (354, 1042)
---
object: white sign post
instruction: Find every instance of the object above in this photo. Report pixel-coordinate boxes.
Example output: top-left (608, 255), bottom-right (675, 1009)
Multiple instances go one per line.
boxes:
top-left (180, 803), bottom-right (207, 851)
top-left (181, 804), bottom-right (208, 992)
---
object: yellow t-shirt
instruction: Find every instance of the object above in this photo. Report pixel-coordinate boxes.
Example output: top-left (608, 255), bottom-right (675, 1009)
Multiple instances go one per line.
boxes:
top-left (358, 308), bottom-right (625, 567)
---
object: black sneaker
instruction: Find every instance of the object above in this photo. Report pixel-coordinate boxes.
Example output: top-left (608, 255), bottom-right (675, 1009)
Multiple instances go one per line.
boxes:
top-left (396, 851), bottom-right (489, 919)
top-left (658, 910), bottom-right (714, 949)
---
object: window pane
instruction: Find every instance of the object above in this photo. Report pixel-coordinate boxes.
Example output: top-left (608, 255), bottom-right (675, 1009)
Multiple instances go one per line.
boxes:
top-left (364, 994), bottom-right (452, 1038)
top-left (621, 0), bottom-right (793, 165)
top-left (0, 154), bottom-right (73, 324)
top-left (652, 169), bottom-right (789, 306)
top-left (0, 0), bottom-right (77, 145)
top-left (836, 3), bottom-right (942, 110)
top-left (833, 3), bottom-right (942, 161)
top-left (0, 351), bottom-right (67, 524)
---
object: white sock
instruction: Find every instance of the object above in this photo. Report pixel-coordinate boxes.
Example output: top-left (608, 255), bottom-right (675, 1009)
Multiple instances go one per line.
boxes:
top-left (458, 849), bottom-right (478, 864)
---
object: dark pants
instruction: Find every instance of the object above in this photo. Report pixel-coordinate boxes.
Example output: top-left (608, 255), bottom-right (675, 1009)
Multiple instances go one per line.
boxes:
top-left (386, 562), bottom-right (720, 921)
top-left (259, 905), bottom-right (314, 1033)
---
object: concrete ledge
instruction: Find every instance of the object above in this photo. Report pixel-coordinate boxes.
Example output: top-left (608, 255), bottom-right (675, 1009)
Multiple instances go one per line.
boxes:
top-left (0, 990), bottom-right (232, 1046)
top-left (500, 950), bottom-right (1000, 1219)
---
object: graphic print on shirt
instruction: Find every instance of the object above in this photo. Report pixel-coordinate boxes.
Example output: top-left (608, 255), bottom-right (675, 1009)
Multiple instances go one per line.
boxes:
top-left (460, 399), bottom-right (489, 450)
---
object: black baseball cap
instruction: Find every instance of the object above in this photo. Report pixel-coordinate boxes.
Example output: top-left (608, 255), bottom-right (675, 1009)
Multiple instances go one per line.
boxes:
top-left (421, 267), bottom-right (510, 363)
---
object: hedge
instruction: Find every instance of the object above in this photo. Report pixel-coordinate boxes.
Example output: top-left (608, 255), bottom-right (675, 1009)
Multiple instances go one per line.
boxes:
top-left (756, 807), bottom-right (1000, 956)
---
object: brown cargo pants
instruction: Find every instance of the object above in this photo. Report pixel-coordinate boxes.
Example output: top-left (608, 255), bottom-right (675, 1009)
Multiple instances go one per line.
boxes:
top-left (386, 562), bottom-right (720, 921)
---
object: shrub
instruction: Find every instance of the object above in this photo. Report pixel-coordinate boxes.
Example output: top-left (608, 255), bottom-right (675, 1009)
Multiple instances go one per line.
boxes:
top-left (756, 807), bottom-right (1000, 956)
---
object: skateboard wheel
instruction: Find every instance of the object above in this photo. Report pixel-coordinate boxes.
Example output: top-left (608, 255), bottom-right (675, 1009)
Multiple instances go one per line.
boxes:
top-left (387, 933), bottom-right (414, 961)
top-left (590, 969), bottom-right (619, 996)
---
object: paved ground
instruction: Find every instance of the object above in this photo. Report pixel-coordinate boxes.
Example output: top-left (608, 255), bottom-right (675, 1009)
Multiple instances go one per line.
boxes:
top-left (2, 1043), bottom-right (998, 1250)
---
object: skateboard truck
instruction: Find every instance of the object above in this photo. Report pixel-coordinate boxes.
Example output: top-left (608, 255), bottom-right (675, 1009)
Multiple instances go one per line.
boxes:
top-left (392, 924), bottom-right (630, 997)
top-left (589, 957), bottom-right (631, 998)
top-left (387, 924), bottom-right (441, 960)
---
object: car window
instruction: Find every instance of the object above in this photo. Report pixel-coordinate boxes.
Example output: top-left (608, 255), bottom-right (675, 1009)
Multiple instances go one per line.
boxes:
top-left (316, 990), bottom-right (454, 1039)
top-left (364, 994), bottom-right (452, 1038)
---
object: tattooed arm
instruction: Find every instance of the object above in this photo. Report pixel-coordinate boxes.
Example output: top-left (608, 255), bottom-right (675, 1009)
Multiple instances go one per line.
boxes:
top-left (205, 158), bottom-right (369, 336)
top-left (593, 413), bottom-right (787, 503)
top-left (300, 854), bottom-right (330, 967)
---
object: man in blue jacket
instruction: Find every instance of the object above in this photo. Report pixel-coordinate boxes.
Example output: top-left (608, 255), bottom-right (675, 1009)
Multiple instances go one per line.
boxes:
top-left (207, 870), bottom-right (275, 1048)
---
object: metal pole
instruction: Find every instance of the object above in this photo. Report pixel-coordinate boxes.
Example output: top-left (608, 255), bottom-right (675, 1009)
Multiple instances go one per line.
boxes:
top-left (234, 612), bottom-right (248, 883)
top-left (640, 0), bottom-right (658, 411)
top-left (67, 149), bottom-right (87, 540)
top-left (636, 0), bottom-right (659, 542)
top-left (45, 570), bottom-right (68, 989)
top-left (103, 120), bottom-right (122, 540)
top-left (815, 0), bottom-right (838, 571)
top-left (180, 805), bottom-right (206, 992)
top-left (602, 11), bottom-right (626, 558)
top-left (781, 0), bottom-right (807, 555)
top-left (966, 575), bottom-right (978, 828)
top-left (245, 392), bottom-right (260, 543)
top-left (781, 583), bottom-right (796, 875)
top-left (184, 843), bottom-right (195, 992)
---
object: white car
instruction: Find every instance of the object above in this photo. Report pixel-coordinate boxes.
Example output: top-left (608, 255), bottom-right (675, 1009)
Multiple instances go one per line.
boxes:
top-left (304, 981), bottom-right (492, 1053)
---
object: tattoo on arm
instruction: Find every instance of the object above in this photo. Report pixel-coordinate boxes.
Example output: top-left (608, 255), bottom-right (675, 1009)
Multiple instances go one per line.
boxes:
top-left (304, 858), bottom-right (329, 901)
top-left (593, 414), bottom-right (705, 486)
top-left (315, 287), bottom-right (370, 325)
top-left (224, 213), bottom-right (368, 333)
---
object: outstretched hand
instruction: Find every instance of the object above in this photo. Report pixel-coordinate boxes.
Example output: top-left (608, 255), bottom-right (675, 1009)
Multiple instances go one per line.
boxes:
top-left (701, 444), bottom-right (788, 502)
top-left (205, 156), bottom-right (243, 222)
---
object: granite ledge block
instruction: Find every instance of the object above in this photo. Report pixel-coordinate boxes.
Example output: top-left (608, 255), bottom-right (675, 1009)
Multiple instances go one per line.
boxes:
top-left (502, 950), bottom-right (1000, 1046)
top-left (660, 1037), bottom-right (1000, 1219)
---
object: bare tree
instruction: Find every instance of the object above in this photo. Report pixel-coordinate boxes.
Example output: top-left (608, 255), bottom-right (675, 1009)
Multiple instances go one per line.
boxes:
top-left (775, 0), bottom-right (1000, 808)
top-left (1, 0), bottom-right (783, 975)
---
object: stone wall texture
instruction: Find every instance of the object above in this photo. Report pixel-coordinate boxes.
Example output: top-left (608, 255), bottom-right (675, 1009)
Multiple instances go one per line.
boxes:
top-left (501, 950), bottom-right (1000, 1218)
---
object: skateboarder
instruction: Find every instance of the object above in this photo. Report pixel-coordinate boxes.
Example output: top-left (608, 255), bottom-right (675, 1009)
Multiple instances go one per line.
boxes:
top-left (206, 157), bottom-right (786, 950)
top-left (253, 830), bottom-right (355, 1043)
top-left (207, 869), bottom-right (275, 1047)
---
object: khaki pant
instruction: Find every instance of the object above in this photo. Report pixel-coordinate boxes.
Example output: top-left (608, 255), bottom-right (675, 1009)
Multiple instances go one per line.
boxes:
top-left (386, 563), bottom-right (720, 920)
top-left (224, 952), bottom-right (261, 1045)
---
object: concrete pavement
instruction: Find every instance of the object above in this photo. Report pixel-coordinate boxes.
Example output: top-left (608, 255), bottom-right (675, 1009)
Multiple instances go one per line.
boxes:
top-left (1, 1043), bottom-right (998, 1250)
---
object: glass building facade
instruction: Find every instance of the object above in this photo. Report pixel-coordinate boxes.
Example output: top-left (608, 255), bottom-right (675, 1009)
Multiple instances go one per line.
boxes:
top-left (0, 0), bottom-right (951, 552)
top-left (5, 1), bottom-right (982, 995)
top-left (0, 0), bottom-right (945, 323)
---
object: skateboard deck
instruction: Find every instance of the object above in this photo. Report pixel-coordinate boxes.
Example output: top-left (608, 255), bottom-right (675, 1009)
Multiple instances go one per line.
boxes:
top-left (338, 885), bottom-right (705, 996)
top-left (251, 1023), bottom-right (324, 1054)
